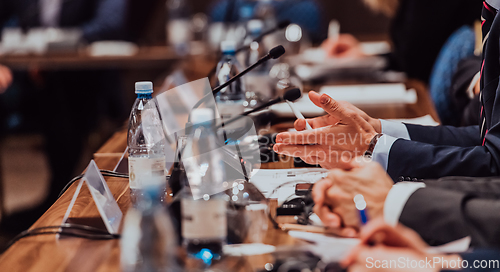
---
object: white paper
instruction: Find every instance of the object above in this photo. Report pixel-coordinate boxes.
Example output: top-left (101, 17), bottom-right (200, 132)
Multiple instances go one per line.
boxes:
top-left (319, 84), bottom-right (417, 106)
top-left (223, 243), bottom-right (276, 256)
top-left (288, 231), bottom-right (359, 262)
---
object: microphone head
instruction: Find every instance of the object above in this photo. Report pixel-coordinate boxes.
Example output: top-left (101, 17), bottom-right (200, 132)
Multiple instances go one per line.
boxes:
top-left (278, 20), bottom-right (291, 29)
top-left (283, 88), bottom-right (302, 102)
top-left (269, 45), bottom-right (286, 59)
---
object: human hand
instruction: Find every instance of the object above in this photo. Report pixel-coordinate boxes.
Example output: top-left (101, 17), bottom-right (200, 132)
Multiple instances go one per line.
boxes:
top-left (321, 34), bottom-right (366, 58)
top-left (312, 160), bottom-right (392, 231)
top-left (342, 219), bottom-right (460, 272)
top-left (0, 65), bottom-right (12, 93)
top-left (273, 92), bottom-right (381, 169)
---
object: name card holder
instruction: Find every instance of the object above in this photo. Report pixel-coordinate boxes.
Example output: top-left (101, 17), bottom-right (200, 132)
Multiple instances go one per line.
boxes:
top-left (62, 160), bottom-right (123, 234)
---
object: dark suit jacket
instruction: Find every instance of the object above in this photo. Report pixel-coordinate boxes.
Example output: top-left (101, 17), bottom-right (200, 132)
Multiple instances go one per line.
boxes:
top-left (0, 0), bottom-right (127, 42)
top-left (398, 177), bottom-right (500, 248)
top-left (385, 2), bottom-right (500, 182)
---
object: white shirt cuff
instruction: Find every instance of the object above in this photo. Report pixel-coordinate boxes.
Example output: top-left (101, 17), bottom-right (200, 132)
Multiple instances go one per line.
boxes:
top-left (380, 119), bottom-right (411, 140)
top-left (371, 134), bottom-right (398, 170)
top-left (384, 182), bottom-right (427, 226)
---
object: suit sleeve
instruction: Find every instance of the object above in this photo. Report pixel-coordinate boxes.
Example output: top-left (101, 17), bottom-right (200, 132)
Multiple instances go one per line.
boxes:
top-left (81, 0), bottom-right (127, 42)
top-left (399, 185), bottom-right (500, 248)
top-left (386, 137), bottom-right (499, 181)
top-left (404, 124), bottom-right (480, 147)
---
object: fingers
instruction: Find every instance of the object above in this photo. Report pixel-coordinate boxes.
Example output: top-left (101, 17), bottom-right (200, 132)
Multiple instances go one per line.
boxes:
top-left (294, 118), bottom-right (313, 131)
top-left (313, 205), bottom-right (341, 228)
top-left (319, 94), bottom-right (352, 122)
top-left (310, 91), bottom-right (355, 124)
top-left (357, 219), bottom-right (428, 252)
top-left (275, 127), bottom-right (331, 145)
top-left (312, 178), bottom-right (333, 206)
top-left (0, 65), bottom-right (12, 93)
top-left (273, 144), bottom-right (330, 161)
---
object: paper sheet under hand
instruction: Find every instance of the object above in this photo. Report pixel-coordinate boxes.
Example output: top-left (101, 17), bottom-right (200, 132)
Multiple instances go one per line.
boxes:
top-left (288, 231), bottom-right (359, 262)
top-left (320, 84), bottom-right (417, 106)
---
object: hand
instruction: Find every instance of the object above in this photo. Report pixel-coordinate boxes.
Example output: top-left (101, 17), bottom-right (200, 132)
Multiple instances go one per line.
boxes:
top-left (321, 34), bottom-right (366, 58)
top-left (312, 160), bottom-right (392, 230)
top-left (342, 219), bottom-right (461, 272)
top-left (0, 65), bottom-right (12, 93)
top-left (273, 91), bottom-right (381, 169)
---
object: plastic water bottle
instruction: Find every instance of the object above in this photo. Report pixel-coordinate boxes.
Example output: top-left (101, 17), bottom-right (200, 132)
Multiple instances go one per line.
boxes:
top-left (120, 188), bottom-right (179, 272)
top-left (215, 40), bottom-right (247, 124)
top-left (255, 0), bottom-right (277, 28)
top-left (245, 19), bottom-right (265, 67)
top-left (181, 108), bottom-right (228, 261)
top-left (244, 19), bottom-right (273, 101)
top-left (166, 0), bottom-right (192, 55)
top-left (127, 81), bottom-right (167, 205)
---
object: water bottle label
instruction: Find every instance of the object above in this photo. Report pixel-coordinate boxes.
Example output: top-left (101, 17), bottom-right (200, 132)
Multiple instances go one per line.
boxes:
top-left (128, 157), bottom-right (166, 189)
top-left (181, 199), bottom-right (227, 239)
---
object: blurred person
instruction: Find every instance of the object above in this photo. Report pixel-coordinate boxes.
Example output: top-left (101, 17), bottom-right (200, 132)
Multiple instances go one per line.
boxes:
top-left (0, 65), bottom-right (12, 93)
top-left (272, 0), bottom-right (500, 180)
top-left (342, 219), bottom-right (500, 272)
top-left (209, 0), bottom-right (325, 44)
top-left (273, 89), bottom-right (498, 180)
top-left (0, 0), bottom-right (128, 232)
top-left (312, 159), bottom-right (500, 248)
top-left (321, 0), bottom-right (482, 84)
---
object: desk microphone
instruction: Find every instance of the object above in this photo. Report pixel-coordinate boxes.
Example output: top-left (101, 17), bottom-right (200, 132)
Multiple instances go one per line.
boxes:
top-left (190, 45), bottom-right (286, 114)
top-left (217, 87), bottom-right (302, 129)
top-left (235, 20), bottom-right (291, 53)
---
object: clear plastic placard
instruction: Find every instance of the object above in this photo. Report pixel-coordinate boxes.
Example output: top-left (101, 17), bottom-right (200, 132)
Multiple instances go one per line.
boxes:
top-left (63, 160), bottom-right (123, 234)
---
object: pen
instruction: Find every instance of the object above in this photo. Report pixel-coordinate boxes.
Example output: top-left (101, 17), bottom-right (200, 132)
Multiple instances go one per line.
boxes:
top-left (354, 194), bottom-right (368, 225)
top-left (286, 101), bottom-right (313, 130)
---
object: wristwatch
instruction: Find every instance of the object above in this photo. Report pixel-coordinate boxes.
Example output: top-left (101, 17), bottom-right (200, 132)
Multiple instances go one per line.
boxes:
top-left (364, 133), bottom-right (383, 158)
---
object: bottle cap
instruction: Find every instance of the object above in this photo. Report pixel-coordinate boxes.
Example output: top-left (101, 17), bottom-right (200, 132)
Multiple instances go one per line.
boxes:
top-left (221, 40), bottom-right (237, 54)
top-left (190, 108), bottom-right (214, 125)
top-left (135, 81), bottom-right (153, 94)
top-left (247, 20), bottom-right (264, 34)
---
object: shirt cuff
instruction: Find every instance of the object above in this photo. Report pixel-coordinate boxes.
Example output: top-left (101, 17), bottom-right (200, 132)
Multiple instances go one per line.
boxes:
top-left (371, 134), bottom-right (398, 170)
top-left (380, 119), bottom-right (411, 140)
top-left (383, 182), bottom-right (426, 226)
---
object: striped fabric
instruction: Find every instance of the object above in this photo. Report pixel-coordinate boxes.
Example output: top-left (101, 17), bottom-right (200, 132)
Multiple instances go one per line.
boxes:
top-left (479, 1), bottom-right (497, 143)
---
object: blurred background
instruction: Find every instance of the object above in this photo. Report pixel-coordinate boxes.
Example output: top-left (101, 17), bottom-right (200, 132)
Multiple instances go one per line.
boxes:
top-left (0, 0), bottom-right (480, 250)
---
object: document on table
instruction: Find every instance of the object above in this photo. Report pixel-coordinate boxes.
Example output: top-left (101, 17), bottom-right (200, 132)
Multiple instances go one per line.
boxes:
top-left (271, 83), bottom-right (417, 118)
top-left (288, 231), bottom-right (359, 262)
top-left (320, 83), bottom-right (417, 106)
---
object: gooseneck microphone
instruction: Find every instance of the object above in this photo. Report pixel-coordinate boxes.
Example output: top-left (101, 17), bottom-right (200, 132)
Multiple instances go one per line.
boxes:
top-left (216, 88), bottom-right (302, 129)
top-left (190, 45), bottom-right (286, 114)
top-left (235, 20), bottom-right (291, 53)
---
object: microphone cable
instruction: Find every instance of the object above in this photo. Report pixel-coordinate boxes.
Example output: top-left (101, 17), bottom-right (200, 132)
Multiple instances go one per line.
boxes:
top-left (4, 223), bottom-right (120, 251)
top-left (57, 169), bottom-right (129, 198)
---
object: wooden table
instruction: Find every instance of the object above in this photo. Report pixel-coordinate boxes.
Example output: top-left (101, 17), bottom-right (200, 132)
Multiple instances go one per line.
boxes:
top-left (0, 46), bottom-right (181, 70)
top-left (0, 68), bottom-right (439, 271)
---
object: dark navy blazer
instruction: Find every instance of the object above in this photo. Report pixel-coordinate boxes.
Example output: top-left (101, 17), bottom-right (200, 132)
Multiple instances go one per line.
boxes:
top-left (387, 1), bottom-right (500, 181)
